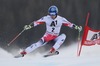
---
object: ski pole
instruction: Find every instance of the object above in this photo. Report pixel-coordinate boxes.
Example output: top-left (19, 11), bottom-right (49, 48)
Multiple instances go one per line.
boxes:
top-left (78, 26), bottom-right (82, 41)
top-left (7, 29), bottom-right (25, 46)
top-left (77, 26), bottom-right (82, 56)
top-left (7, 22), bottom-right (34, 46)
top-left (78, 30), bottom-right (81, 41)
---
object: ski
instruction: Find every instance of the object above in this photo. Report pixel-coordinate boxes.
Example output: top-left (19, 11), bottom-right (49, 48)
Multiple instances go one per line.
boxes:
top-left (43, 51), bottom-right (59, 57)
top-left (14, 54), bottom-right (24, 58)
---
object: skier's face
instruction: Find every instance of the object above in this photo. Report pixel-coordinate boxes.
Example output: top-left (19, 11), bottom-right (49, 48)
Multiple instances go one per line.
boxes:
top-left (50, 15), bottom-right (57, 19)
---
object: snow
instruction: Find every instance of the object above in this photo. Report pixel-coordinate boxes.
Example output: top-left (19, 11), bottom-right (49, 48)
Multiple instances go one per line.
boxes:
top-left (0, 43), bottom-right (100, 66)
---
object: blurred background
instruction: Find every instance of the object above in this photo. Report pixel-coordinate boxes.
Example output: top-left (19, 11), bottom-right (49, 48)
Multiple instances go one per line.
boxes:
top-left (0, 0), bottom-right (100, 54)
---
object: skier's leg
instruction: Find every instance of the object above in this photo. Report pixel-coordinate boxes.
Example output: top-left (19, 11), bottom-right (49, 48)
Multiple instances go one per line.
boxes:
top-left (50, 33), bottom-right (66, 53)
top-left (20, 39), bottom-right (46, 56)
top-left (25, 40), bottom-right (45, 53)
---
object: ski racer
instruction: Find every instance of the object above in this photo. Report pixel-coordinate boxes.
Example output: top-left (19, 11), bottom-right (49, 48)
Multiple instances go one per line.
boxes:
top-left (15, 5), bottom-right (82, 58)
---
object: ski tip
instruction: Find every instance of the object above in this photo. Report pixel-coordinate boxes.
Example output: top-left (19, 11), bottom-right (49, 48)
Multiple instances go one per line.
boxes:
top-left (43, 55), bottom-right (49, 58)
top-left (43, 51), bottom-right (59, 58)
top-left (14, 54), bottom-right (24, 58)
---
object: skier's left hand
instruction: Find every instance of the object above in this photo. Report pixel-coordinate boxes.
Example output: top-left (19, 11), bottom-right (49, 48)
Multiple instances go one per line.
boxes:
top-left (77, 26), bottom-right (82, 32)
top-left (75, 25), bottom-right (82, 32)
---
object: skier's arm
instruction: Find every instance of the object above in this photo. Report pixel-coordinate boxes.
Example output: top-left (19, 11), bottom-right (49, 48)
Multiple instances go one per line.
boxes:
top-left (24, 16), bottom-right (46, 30)
top-left (62, 17), bottom-right (82, 32)
top-left (24, 21), bottom-right (45, 30)
top-left (34, 21), bottom-right (45, 27)
top-left (63, 22), bottom-right (82, 31)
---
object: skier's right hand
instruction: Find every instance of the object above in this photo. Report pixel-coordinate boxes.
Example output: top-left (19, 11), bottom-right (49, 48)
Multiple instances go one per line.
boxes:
top-left (24, 25), bottom-right (32, 30)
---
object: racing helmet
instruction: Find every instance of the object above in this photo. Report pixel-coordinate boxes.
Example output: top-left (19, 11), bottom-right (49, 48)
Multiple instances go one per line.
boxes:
top-left (48, 5), bottom-right (58, 16)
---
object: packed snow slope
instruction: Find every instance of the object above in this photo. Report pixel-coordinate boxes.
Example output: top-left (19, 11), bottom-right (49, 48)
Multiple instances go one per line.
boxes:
top-left (0, 42), bottom-right (100, 66)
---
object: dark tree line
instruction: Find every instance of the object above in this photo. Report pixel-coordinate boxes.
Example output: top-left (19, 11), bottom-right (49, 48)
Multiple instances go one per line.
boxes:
top-left (0, 0), bottom-right (99, 51)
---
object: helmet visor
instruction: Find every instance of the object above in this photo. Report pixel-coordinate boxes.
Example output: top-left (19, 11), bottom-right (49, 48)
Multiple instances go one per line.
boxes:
top-left (49, 12), bottom-right (56, 16)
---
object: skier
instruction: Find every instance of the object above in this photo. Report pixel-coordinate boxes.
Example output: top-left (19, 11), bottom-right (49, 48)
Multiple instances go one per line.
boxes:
top-left (15, 5), bottom-right (82, 58)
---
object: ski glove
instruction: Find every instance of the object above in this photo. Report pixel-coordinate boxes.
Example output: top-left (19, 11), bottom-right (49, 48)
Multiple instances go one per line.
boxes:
top-left (24, 25), bottom-right (32, 30)
top-left (74, 25), bottom-right (82, 32)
